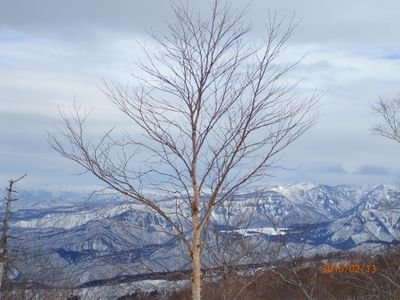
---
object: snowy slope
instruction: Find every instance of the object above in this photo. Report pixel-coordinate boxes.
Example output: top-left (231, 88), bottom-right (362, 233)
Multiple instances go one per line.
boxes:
top-left (7, 183), bottom-right (400, 287)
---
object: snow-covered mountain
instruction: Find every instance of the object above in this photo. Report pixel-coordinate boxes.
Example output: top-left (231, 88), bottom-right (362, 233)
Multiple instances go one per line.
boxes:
top-left (6, 183), bottom-right (400, 287)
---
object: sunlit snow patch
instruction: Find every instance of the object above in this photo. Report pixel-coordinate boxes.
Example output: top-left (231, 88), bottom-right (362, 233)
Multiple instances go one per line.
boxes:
top-left (221, 227), bottom-right (287, 237)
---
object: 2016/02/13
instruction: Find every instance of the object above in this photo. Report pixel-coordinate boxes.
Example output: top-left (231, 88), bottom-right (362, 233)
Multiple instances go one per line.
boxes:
top-left (321, 264), bottom-right (377, 273)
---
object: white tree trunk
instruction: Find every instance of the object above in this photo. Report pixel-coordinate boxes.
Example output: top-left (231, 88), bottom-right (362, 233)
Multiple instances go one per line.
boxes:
top-left (192, 231), bottom-right (202, 300)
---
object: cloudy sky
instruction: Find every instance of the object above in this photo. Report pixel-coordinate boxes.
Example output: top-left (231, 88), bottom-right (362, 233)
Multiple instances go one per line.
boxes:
top-left (1, 0), bottom-right (400, 189)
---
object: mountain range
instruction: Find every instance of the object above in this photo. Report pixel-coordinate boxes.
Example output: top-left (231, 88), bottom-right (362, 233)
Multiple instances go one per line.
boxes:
top-left (5, 183), bottom-right (400, 291)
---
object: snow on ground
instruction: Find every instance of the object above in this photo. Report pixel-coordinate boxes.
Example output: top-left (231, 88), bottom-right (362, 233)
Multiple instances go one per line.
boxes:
top-left (77, 279), bottom-right (188, 300)
top-left (221, 227), bottom-right (287, 236)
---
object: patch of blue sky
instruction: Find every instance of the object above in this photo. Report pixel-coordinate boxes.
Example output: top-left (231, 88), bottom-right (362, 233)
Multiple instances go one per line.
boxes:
top-left (0, 29), bottom-right (33, 43)
top-left (309, 45), bottom-right (384, 62)
top-left (343, 46), bottom-right (388, 59)
top-left (314, 46), bottom-right (400, 63)
top-left (382, 52), bottom-right (400, 60)
top-left (0, 30), bottom-right (34, 65)
top-left (0, 58), bottom-right (14, 67)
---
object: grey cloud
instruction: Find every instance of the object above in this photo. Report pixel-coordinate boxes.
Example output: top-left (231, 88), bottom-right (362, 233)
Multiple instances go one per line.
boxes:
top-left (295, 163), bottom-right (348, 175)
top-left (355, 165), bottom-right (390, 175)
top-left (1, 0), bottom-right (400, 47)
top-left (313, 164), bottom-right (348, 174)
top-left (247, 0), bottom-right (400, 46)
top-left (0, 0), bottom-right (172, 41)
top-left (1, 0), bottom-right (400, 187)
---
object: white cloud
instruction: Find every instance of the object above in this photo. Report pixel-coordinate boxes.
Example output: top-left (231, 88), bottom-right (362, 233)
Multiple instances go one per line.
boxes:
top-left (1, 1), bottom-right (400, 186)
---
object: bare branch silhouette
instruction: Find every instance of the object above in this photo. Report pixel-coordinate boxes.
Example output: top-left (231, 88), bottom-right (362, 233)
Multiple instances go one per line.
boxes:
top-left (49, 1), bottom-right (319, 298)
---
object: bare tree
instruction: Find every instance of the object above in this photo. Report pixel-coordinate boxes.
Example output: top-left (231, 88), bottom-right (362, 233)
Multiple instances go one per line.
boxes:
top-left (371, 96), bottom-right (400, 207)
top-left (0, 174), bottom-right (26, 296)
top-left (371, 96), bottom-right (400, 143)
top-left (49, 1), bottom-right (319, 299)
top-left (371, 96), bottom-right (400, 296)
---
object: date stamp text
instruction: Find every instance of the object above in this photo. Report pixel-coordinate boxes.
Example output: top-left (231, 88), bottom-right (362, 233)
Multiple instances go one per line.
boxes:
top-left (321, 264), bottom-right (377, 273)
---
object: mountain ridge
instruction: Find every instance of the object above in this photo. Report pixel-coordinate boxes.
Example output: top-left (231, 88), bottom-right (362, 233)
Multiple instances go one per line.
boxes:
top-left (6, 182), bottom-right (400, 287)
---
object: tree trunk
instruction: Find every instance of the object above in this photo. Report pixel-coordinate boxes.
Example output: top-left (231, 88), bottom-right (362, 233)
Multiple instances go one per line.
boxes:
top-left (0, 179), bottom-right (13, 291)
top-left (0, 175), bottom-right (25, 294)
top-left (192, 230), bottom-right (202, 300)
top-left (191, 161), bottom-right (202, 300)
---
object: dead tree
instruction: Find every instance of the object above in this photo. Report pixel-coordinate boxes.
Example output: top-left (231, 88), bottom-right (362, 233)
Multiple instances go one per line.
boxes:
top-left (371, 97), bottom-right (400, 207)
top-left (0, 175), bottom-right (26, 294)
top-left (371, 96), bottom-right (400, 143)
top-left (49, 1), bottom-right (319, 299)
